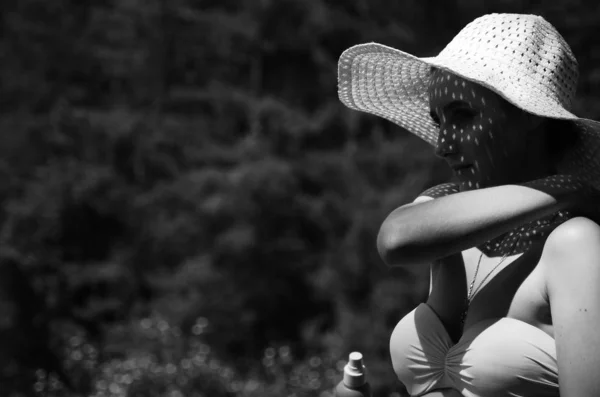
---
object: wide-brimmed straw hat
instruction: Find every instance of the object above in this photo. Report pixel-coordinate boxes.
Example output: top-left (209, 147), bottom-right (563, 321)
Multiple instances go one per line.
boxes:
top-left (338, 13), bottom-right (600, 189)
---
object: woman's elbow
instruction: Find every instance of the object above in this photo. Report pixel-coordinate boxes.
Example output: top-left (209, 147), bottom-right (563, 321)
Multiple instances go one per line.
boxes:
top-left (377, 223), bottom-right (429, 267)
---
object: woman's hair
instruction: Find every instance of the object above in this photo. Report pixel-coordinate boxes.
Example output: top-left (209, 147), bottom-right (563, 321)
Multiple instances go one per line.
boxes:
top-left (544, 118), bottom-right (580, 163)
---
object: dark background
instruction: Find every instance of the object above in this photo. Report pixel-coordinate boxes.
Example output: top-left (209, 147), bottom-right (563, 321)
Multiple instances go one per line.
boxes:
top-left (1, 1), bottom-right (599, 396)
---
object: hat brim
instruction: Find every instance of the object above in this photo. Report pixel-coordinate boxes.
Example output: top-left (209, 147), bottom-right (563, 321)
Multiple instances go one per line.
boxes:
top-left (338, 43), bottom-right (438, 146)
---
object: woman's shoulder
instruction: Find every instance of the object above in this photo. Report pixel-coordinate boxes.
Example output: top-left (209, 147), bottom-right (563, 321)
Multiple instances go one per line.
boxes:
top-left (544, 217), bottom-right (600, 254)
top-left (540, 217), bottom-right (600, 285)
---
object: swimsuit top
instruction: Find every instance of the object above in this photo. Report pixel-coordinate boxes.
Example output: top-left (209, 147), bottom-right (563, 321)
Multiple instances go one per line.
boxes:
top-left (390, 303), bottom-right (558, 396)
top-left (388, 183), bottom-right (562, 396)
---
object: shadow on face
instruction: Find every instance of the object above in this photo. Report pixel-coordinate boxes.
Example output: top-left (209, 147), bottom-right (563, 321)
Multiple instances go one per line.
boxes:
top-left (427, 68), bottom-right (577, 190)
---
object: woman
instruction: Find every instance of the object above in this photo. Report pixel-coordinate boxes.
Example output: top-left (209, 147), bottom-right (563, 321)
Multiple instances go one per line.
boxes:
top-left (337, 14), bottom-right (600, 397)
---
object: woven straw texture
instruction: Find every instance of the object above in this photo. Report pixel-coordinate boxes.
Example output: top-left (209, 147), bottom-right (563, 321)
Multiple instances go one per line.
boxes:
top-left (338, 13), bottom-right (600, 189)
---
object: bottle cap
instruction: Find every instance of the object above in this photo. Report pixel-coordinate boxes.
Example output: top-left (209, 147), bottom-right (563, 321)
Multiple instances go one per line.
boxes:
top-left (343, 352), bottom-right (366, 388)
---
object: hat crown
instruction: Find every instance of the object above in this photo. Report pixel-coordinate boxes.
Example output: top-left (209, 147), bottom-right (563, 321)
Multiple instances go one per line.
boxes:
top-left (437, 13), bottom-right (579, 111)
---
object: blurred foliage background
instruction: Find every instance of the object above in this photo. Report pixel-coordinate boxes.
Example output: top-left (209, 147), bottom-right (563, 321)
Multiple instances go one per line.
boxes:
top-left (2, 1), bottom-right (600, 396)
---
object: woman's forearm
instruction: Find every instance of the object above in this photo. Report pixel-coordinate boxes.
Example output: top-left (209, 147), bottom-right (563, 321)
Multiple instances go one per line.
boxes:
top-left (377, 183), bottom-right (575, 267)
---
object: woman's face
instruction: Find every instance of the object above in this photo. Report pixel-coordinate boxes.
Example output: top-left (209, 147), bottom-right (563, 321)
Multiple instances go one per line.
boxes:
top-left (427, 70), bottom-right (540, 191)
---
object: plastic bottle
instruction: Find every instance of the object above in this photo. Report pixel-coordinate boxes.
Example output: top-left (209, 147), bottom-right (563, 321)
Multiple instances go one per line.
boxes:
top-left (334, 352), bottom-right (372, 397)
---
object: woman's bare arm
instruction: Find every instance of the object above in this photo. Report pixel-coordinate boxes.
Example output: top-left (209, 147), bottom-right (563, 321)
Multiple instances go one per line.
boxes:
top-left (541, 217), bottom-right (600, 397)
top-left (377, 183), bottom-right (576, 267)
